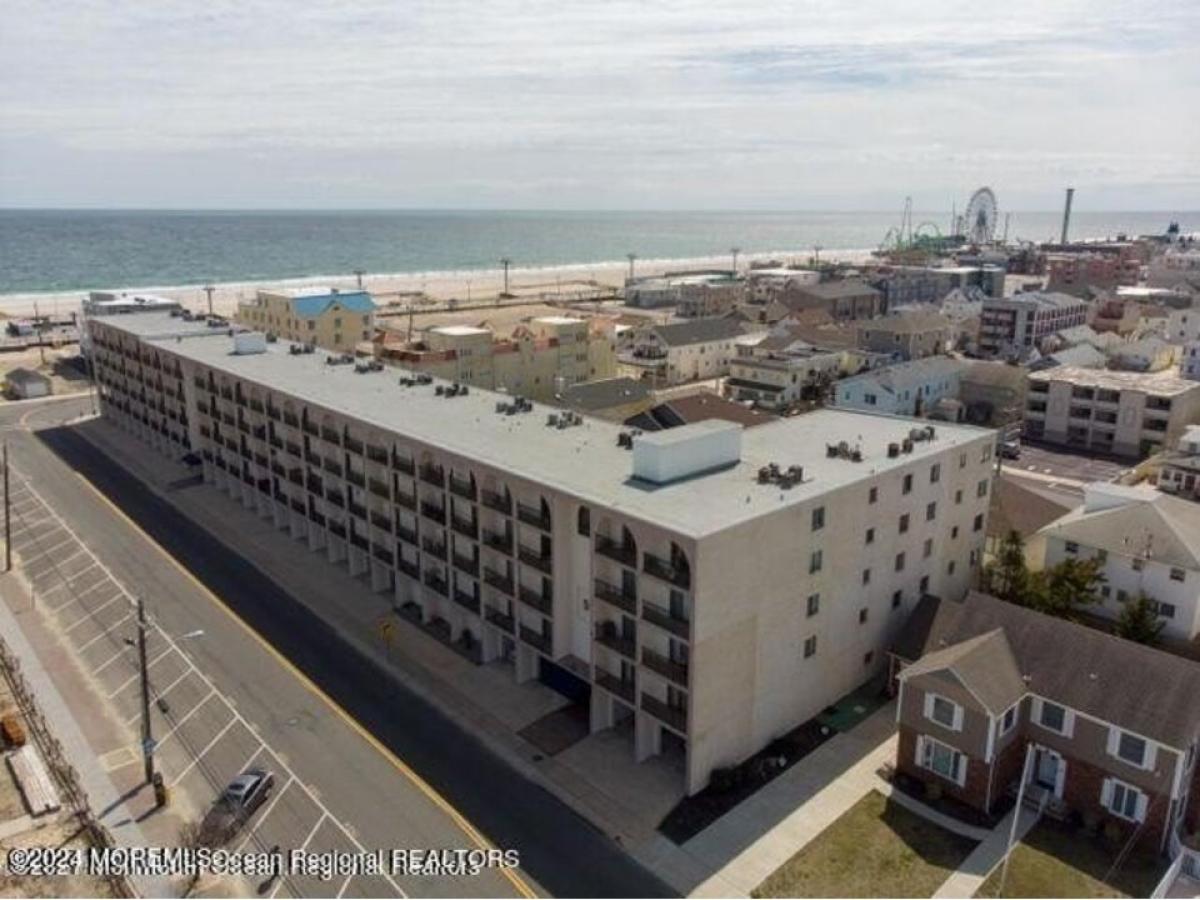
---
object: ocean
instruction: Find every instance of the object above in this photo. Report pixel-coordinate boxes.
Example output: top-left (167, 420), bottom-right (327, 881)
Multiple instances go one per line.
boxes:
top-left (1, 209), bottom-right (1195, 298)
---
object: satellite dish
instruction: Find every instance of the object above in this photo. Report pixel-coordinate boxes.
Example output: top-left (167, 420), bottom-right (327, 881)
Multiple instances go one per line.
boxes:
top-left (963, 187), bottom-right (999, 244)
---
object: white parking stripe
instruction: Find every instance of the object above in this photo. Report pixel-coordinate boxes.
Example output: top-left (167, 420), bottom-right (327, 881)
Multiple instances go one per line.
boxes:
top-left (63, 593), bottom-right (126, 633)
top-left (169, 717), bottom-right (238, 787)
top-left (232, 777), bottom-right (295, 855)
top-left (151, 688), bottom-right (215, 745)
top-left (105, 646), bottom-right (174, 698)
top-left (74, 613), bottom-right (133, 650)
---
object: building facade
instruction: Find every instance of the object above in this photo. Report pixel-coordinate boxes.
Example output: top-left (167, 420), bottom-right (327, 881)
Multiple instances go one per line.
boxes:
top-left (235, 288), bottom-right (376, 354)
top-left (1159, 425), bottom-right (1200, 501)
top-left (618, 318), bottom-right (752, 386)
top-left (978, 292), bottom-right (1090, 358)
top-left (378, 317), bottom-right (617, 404)
top-left (1024, 367), bottom-right (1200, 459)
top-left (89, 312), bottom-right (996, 796)
top-left (858, 311), bottom-right (956, 361)
top-left (892, 592), bottom-right (1200, 853)
top-left (833, 357), bottom-right (968, 418)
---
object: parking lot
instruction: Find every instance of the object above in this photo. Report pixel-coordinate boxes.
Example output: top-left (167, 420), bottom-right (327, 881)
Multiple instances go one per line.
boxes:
top-left (7, 470), bottom-right (404, 899)
top-left (999, 441), bottom-right (1133, 488)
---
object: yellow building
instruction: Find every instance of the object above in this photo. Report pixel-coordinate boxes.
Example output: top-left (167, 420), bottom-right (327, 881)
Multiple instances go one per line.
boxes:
top-left (236, 288), bottom-right (376, 353)
top-left (379, 316), bottom-right (617, 403)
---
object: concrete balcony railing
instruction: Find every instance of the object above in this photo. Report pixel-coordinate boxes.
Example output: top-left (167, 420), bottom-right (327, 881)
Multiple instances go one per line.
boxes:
top-left (483, 567), bottom-right (514, 596)
top-left (518, 545), bottom-right (553, 575)
top-left (641, 601), bottom-right (690, 639)
top-left (482, 528), bottom-right (513, 554)
top-left (594, 669), bottom-right (635, 703)
top-left (518, 584), bottom-right (553, 616)
top-left (642, 647), bottom-right (688, 686)
top-left (643, 553), bottom-right (690, 589)
top-left (594, 623), bottom-right (636, 660)
top-left (594, 578), bottom-right (636, 615)
top-left (422, 537), bottom-right (447, 560)
top-left (519, 625), bottom-right (551, 655)
top-left (484, 606), bottom-right (515, 633)
top-left (452, 588), bottom-right (481, 615)
top-left (595, 535), bottom-right (637, 568)
top-left (641, 693), bottom-right (686, 733)
top-left (516, 503), bottom-right (551, 532)
top-left (452, 553), bottom-right (480, 578)
top-left (451, 514), bottom-right (478, 540)
top-left (449, 475), bottom-right (476, 501)
top-left (481, 490), bottom-right (512, 515)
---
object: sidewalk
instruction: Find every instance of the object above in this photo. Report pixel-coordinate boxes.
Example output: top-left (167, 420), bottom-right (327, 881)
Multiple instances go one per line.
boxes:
top-left (932, 804), bottom-right (1040, 898)
top-left (0, 573), bottom-right (178, 898)
top-left (687, 704), bottom-right (900, 897)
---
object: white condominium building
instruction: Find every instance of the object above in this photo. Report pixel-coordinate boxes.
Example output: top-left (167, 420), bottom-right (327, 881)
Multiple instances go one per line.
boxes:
top-left (89, 313), bottom-right (997, 794)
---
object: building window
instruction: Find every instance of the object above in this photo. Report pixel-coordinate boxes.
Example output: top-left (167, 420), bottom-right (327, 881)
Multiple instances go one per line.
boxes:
top-left (924, 539), bottom-right (933, 559)
top-left (806, 593), bottom-right (820, 617)
top-left (919, 736), bottom-right (965, 786)
top-left (865, 527), bottom-right (875, 545)
top-left (1096, 549), bottom-right (1108, 564)
top-left (951, 526), bottom-right (959, 539)
top-left (903, 474), bottom-right (913, 495)
top-left (1170, 567), bottom-right (1186, 582)
top-left (869, 486), bottom-right (878, 504)
top-left (955, 489), bottom-right (963, 505)
top-left (1104, 779), bottom-right (1146, 823)
top-left (977, 479), bottom-right (989, 498)
top-left (899, 514), bottom-right (910, 533)
top-left (577, 507), bottom-right (591, 536)
top-left (1037, 700), bottom-right (1070, 735)
top-left (919, 575), bottom-right (930, 594)
top-left (1000, 705), bottom-right (1018, 735)
top-left (973, 514), bottom-right (984, 532)
top-left (803, 635), bottom-right (818, 658)
top-left (812, 506), bottom-right (825, 531)
top-left (862, 568), bottom-right (871, 585)
top-left (892, 590), bottom-right (902, 609)
top-left (1117, 589), bottom-right (1129, 604)
top-left (1113, 731), bottom-right (1150, 768)
top-left (1159, 602), bottom-right (1176, 619)
top-left (859, 608), bottom-right (868, 624)
top-left (1065, 541), bottom-right (1079, 554)
top-left (926, 694), bottom-right (962, 730)
top-left (864, 651), bottom-right (874, 666)
top-left (930, 464), bottom-right (941, 484)
top-left (895, 552), bottom-right (906, 572)
top-left (1132, 558), bottom-right (1145, 572)
top-left (810, 550), bottom-right (823, 574)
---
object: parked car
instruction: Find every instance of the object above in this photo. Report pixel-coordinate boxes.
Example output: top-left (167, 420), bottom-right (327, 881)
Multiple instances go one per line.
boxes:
top-left (999, 440), bottom-right (1021, 460)
top-left (199, 769), bottom-right (275, 845)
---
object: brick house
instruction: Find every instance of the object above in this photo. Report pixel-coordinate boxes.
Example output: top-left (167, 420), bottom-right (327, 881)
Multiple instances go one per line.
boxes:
top-left (890, 591), bottom-right (1200, 852)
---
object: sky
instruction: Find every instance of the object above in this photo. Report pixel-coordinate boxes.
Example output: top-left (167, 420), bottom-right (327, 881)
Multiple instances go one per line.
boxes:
top-left (1, 0), bottom-right (1197, 210)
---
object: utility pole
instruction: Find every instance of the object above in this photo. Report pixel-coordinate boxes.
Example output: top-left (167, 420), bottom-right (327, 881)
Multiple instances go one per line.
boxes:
top-left (203, 285), bottom-right (215, 318)
top-left (354, 270), bottom-right (365, 290)
top-left (3, 442), bottom-right (10, 573)
top-left (730, 247), bottom-right (741, 273)
top-left (33, 299), bottom-right (45, 367)
top-left (500, 258), bottom-right (512, 297)
top-left (626, 252), bottom-right (637, 280)
top-left (135, 598), bottom-right (154, 784)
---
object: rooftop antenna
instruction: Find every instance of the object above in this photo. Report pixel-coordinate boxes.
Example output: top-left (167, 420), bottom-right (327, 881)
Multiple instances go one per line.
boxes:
top-left (730, 247), bottom-right (741, 273)
top-left (500, 257), bottom-right (512, 297)
top-left (627, 252), bottom-right (637, 280)
top-left (203, 284), bottom-right (215, 317)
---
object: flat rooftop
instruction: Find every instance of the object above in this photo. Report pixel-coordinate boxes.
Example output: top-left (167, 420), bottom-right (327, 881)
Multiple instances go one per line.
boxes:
top-left (1029, 365), bottom-right (1200, 396)
top-left (104, 314), bottom-right (994, 538)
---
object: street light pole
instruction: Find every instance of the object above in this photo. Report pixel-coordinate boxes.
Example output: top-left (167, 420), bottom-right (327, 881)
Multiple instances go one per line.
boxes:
top-left (3, 442), bottom-right (10, 573)
top-left (136, 597), bottom-right (154, 784)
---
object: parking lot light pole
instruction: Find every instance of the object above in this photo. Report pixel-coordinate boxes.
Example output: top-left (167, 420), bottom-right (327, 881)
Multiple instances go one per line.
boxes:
top-left (129, 597), bottom-right (154, 784)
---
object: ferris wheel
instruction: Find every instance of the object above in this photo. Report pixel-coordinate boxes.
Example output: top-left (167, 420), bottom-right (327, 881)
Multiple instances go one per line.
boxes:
top-left (962, 187), bottom-right (999, 244)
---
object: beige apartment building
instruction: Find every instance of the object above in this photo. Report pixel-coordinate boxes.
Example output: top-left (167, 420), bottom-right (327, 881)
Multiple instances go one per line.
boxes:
top-left (89, 312), bottom-right (996, 795)
top-left (1025, 366), bottom-right (1200, 459)
top-left (378, 316), bottom-right (616, 404)
top-left (235, 287), bottom-right (376, 353)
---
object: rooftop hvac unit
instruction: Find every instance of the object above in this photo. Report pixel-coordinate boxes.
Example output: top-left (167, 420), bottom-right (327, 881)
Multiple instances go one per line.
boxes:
top-left (303, 343), bottom-right (315, 354)
top-left (435, 385), bottom-right (445, 395)
top-left (617, 432), bottom-right (633, 449)
top-left (888, 442), bottom-right (900, 458)
top-left (547, 414), bottom-right (559, 427)
top-left (902, 438), bottom-right (914, 453)
top-left (495, 401), bottom-right (509, 413)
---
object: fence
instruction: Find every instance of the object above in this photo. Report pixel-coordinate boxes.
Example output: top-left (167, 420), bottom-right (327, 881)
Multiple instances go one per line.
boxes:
top-left (0, 636), bottom-right (133, 898)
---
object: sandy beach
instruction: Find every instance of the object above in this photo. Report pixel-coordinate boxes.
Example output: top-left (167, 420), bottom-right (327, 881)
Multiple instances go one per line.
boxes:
top-left (0, 248), bottom-right (876, 320)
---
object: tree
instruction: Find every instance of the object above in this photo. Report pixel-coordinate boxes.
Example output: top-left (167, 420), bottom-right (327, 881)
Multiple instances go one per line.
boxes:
top-left (1116, 593), bottom-right (1165, 646)
top-left (982, 530), bottom-right (1033, 605)
top-left (1034, 557), bottom-right (1106, 620)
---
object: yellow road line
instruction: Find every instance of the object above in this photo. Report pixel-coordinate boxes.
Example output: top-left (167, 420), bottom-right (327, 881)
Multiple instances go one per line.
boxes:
top-left (68, 466), bottom-right (537, 899)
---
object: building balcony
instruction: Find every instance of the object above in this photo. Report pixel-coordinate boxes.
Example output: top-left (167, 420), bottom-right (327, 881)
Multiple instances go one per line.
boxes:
top-left (344, 436), bottom-right (365, 456)
top-left (518, 545), bottom-right (553, 575)
top-left (642, 647), bottom-right (688, 686)
top-left (485, 606), bottom-right (514, 633)
top-left (594, 623), bottom-right (636, 660)
top-left (518, 584), bottom-right (553, 616)
top-left (393, 455), bottom-right (416, 476)
top-left (424, 571), bottom-right (448, 597)
top-left (594, 669), bottom-right (635, 703)
top-left (398, 557), bottom-right (420, 580)
top-left (420, 501), bottom-right (446, 524)
top-left (482, 567), bottom-right (514, 596)
top-left (366, 444), bottom-right (389, 465)
top-left (283, 412), bottom-right (301, 428)
top-left (481, 490), bottom-right (512, 515)
top-left (641, 693), bottom-right (686, 733)
top-left (452, 588), bottom-right (481, 615)
top-left (349, 532), bottom-right (369, 551)
top-left (594, 578), bottom-right (636, 615)
top-left (368, 477), bottom-right (390, 500)
top-left (482, 528), bottom-right (513, 554)
top-left (641, 601), bottom-right (690, 639)
top-left (348, 500), bottom-right (367, 520)
top-left (321, 427), bottom-right (341, 445)
top-left (372, 544), bottom-right (394, 566)
top-left (595, 535), bottom-right (637, 568)
top-left (449, 475), bottom-right (476, 501)
top-left (396, 490), bottom-right (418, 511)
top-left (422, 537), bottom-right (447, 560)
top-left (519, 625), bottom-right (551, 655)
top-left (396, 523), bottom-right (418, 546)
top-left (516, 503), bottom-right (552, 532)
top-left (452, 552), bottom-right (480, 578)
top-left (451, 514), bottom-right (478, 540)
top-left (643, 553), bottom-right (690, 589)
top-left (370, 511), bottom-right (392, 532)
top-left (420, 464), bottom-right (444, 487)
top-left (346, 469), bottom-right (366, 488)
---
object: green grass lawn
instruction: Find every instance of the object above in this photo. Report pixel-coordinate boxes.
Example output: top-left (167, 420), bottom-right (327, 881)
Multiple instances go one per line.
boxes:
top-left (751, 790), bottom-right (979, 898)
top-left (975, 820), bottom-right (1167, 898)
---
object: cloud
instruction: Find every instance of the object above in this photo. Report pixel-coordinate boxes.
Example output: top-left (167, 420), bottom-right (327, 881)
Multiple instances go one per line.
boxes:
top-left (0, 0), bottom-right (1197, 208)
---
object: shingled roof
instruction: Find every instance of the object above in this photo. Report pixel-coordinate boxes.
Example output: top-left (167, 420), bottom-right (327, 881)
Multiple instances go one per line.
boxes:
top-left (894, 591), bottom-right (1200, 749)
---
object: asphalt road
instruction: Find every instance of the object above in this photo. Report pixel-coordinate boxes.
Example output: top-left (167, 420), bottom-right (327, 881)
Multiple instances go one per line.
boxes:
top-left (3, 395), bottom-right (674, 899)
